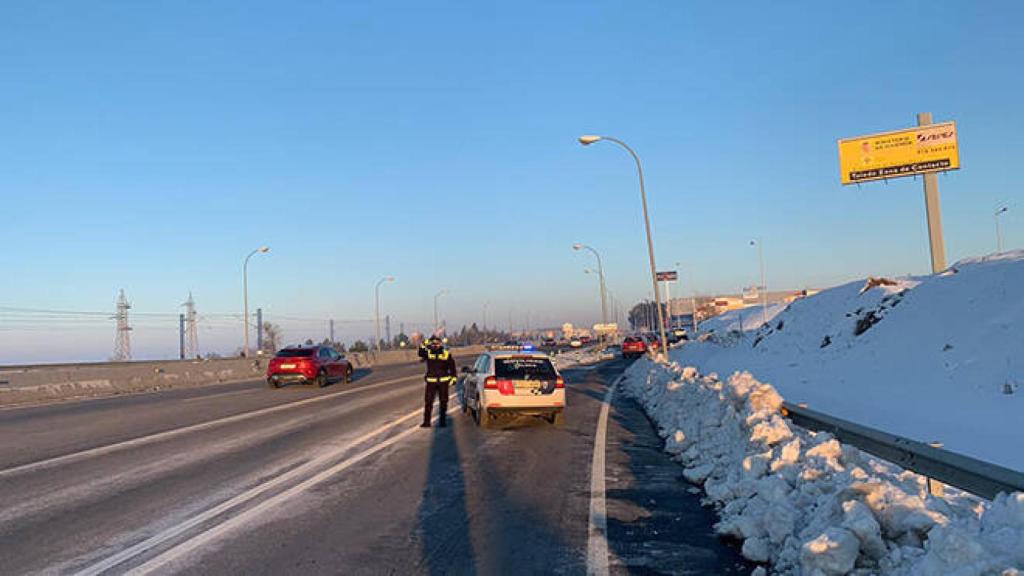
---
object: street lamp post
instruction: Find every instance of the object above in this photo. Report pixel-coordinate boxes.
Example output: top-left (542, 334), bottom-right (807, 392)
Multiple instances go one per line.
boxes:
top-left (433, 289), bottom-right (449, 334)
top-left (750, 239), bottom-right (767, 326)
top-left (375, 276), bottom-right (395, 352)
top-left (995, 206), bottom-right (1008, 253)
top-left (582, 268), bottom-right (603, 326)
top-left (242, 246), bottom-right (270, 358)
top-left (579, 135), bottom-right (668, 351)
top-left (573, 243), bottom-right (608, 326)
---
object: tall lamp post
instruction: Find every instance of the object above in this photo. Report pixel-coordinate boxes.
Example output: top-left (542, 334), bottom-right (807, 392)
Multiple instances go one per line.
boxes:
top-left (375, 276), bottom-right (395, 351)
top-left (995, 206), bottom-right (1008, 253)
top-left (579, 135), bottom-right (668, 351)
top-left (582, 268), bottom-right (604, 328)
top-left (750, 239), bottom-right (767, 326)
top-left (242, 246), bottom-right (270, 357)
top-left (573, 243), bottom-right (608, 326)
top-left (433, 289), bottom-right (449, 334)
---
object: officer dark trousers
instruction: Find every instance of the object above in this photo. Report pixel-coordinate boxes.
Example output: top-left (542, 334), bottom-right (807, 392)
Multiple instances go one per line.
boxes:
top-left (423, 378), bottom-right (450, 426)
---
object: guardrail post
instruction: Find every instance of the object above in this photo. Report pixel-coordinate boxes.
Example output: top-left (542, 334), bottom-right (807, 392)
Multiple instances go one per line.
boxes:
top-left (926, 441), bottom-right (946, 497)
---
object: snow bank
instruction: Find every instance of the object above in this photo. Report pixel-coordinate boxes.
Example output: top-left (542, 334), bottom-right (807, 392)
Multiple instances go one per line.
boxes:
top-left (698, 302), bottom-right (789, 334)
top-left (681, 251), bottom-right (1024, 472)
top-left (552, 348), bottom-right (607, 370)
top-left (622, 359), bottom-right (1024, 575)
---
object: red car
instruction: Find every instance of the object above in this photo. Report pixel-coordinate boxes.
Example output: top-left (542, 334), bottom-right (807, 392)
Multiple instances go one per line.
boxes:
top-left (622, 336), bottom-right (647, 359)
top-left (644, 333), bottom-right (663, 353)
top-left (267, 345), bottom-right (353, 388)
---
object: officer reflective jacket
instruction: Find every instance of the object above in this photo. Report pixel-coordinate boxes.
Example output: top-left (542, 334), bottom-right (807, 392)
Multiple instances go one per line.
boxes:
top-left (423, 347), bottom-right (457, 383)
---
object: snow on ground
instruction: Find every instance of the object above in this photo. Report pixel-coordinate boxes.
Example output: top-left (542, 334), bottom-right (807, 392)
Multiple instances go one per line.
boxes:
top-left (698, 302), bottom-right (789, 334)
top-left (680, 251), bottom-right (1024, 472)
top-left (621, 360), bottom-right (1024, 575)
top-left (553, 347), bottom-right (609, 370)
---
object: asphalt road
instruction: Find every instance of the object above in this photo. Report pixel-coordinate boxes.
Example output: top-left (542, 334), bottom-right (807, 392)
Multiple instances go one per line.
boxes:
top-left (0, 355), bottom-right (750, 575)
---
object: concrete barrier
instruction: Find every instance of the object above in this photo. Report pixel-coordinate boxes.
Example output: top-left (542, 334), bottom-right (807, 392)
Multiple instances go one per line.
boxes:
top-left (0, 345), bottom-right (489, 407)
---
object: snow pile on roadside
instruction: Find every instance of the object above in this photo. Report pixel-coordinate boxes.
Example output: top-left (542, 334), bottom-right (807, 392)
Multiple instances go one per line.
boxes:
top-left (682, 251), bottom-right (1024, 472)
top-left (622, 360), bottom-right (1024, 575)
top-left (553, 348), bottom-right (607, 369)
top-left (698, 302), bottom-right (789, 334)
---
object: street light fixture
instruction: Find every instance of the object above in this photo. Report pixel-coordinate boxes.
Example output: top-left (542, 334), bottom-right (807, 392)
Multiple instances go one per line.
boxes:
top-left (995, 206), bottom-right (1009, 253)
top-left (242, 246), bottom-right (270, 358)
top-left (573, 243), bottom-right (608, 326)
top-left (433, 289), bottom-right (449, 333)
top-left (750, 239), bottom-right (768, 327)
top-left (578, 134), bottom-right (668, 352)
top-left (375, 276), bottom-right (395, 352)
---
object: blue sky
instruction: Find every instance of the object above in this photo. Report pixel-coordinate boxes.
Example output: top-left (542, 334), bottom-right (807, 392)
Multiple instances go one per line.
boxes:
top-left (1, 1), bottom-right (1022, 361)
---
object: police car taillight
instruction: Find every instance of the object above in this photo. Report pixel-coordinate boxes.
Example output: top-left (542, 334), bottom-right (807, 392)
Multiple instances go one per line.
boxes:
top-left (484, 376), bottom-right (498, 389)
top-left (555, 376), bottom-right (565, 389)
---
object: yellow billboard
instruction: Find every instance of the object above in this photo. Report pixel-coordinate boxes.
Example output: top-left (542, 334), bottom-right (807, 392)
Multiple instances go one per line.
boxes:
top-left (837, 122), bottom-right (960, 185)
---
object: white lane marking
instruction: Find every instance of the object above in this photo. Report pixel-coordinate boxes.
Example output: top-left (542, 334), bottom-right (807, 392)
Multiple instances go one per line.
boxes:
top-left (80, 398), bottom-right (459, 576)
top-left (587, 373), bottom-right (623, 576)
top-left (0, 374), bottom-right (422, 479)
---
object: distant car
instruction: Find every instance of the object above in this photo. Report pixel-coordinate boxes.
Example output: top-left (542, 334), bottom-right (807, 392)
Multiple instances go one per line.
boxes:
top-left (621, 336), bottom-right (647, 359)
top-left (644, 333), bottom-right (663, 353)
top-left (460, 349), bottom-right (565, 428)
top-left (542, 337), bottom-right (557, 348)
top-left (579, 335), bottom-right (592, 345)
top-left (267, 345), bottom-right (352, 388)
top-left (569, 338), bottom-right (583, 348)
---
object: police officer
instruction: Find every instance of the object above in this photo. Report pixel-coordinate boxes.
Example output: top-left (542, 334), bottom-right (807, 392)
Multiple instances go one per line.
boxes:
top-left (419, 335), bottom-right (456, 427)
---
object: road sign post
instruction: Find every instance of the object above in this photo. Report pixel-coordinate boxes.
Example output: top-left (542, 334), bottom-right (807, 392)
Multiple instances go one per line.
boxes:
top-left (656, 271), bottom-right (677, 330)
top-left (918, 112), bottom-right (947, 273)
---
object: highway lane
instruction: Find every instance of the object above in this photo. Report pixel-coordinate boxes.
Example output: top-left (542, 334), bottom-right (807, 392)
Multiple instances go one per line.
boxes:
top-left (0, 355), bottom-right (750, 575)
top-left (0, 361), bottom-right (422, 470)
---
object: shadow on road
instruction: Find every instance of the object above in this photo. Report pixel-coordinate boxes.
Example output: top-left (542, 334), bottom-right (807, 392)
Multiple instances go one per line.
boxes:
top-left (416, 424), bottom-right (477, 576)
top-left (349, 367), bottom-right (372, 383)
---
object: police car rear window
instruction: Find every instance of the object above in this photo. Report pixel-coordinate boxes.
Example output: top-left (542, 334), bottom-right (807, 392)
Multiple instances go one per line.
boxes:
top-left (494, 357), bottom-right (557, 380)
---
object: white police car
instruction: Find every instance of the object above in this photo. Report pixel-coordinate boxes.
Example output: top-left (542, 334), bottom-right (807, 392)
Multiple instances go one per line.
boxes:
top-left (459, 346), bottom-right (565, 429)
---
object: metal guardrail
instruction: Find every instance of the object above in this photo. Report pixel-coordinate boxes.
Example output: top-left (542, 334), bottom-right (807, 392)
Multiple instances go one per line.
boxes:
top-left (782, 402), bottom-right (1024, 500)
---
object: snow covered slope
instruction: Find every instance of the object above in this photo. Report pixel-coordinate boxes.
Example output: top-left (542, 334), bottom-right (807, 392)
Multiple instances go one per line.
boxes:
top-left (676, 251), bottom-right (1024, 472)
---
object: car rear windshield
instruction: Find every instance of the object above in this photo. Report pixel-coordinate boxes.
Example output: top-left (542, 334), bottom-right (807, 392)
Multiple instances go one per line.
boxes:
top-left (624, 337), bottom-right (641, 343)
top-left (276, 349), bottom-right (315, 357)
top-left (494, 357), bottom-right (557, 380)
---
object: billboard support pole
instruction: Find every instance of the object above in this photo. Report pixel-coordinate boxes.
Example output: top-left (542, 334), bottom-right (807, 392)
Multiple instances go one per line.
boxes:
top-left (917, 112), bottom-right (947, 273)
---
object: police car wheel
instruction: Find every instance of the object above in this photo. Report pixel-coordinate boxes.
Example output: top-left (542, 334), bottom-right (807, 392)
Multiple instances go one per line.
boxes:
top-left (479, 409), bottom-right (493, 429)
top-left (551, 411), bottom-right (566, 427)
